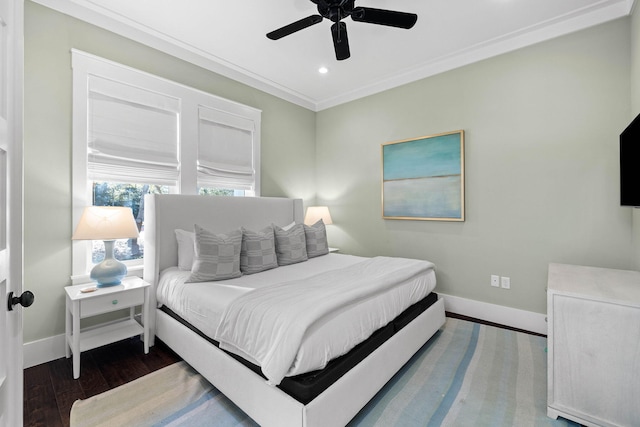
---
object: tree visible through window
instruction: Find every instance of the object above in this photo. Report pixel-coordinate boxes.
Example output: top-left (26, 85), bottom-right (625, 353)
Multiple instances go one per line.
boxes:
top-left (198, 187), bottom-right (244, 197)
top-left (92, 182), bottom-right (168, 263)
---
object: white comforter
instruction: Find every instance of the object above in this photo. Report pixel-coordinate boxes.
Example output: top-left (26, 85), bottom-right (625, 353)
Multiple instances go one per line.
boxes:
top-left (214, 256), bottom-right (435, 385)
top-left (156, 254), bottom-right (436, 380)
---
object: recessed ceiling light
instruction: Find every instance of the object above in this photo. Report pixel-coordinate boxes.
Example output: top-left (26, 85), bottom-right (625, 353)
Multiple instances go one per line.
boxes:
top-left (318, 67), bottom-right (329, 74)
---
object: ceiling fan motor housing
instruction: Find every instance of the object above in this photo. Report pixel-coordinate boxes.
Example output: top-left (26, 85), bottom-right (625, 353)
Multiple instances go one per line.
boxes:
top-left (314, 0), bottom-right (357, 22)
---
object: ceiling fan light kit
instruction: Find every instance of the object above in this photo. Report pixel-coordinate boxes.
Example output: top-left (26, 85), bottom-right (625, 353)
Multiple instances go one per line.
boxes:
top-left (266, 0), bottom-right (417, 61)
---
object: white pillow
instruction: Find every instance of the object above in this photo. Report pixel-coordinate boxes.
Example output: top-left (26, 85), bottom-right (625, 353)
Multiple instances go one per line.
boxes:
top-left (175, 229), bottom-right (196, 270)
top-left (281, 221), bottom-right (296, 231)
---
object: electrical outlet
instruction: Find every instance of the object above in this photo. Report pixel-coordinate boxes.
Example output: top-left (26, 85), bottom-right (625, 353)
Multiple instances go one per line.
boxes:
top-left (501, 276), bottom-right (511, 289)
top-left (491, 275), bottom-right (500, 287)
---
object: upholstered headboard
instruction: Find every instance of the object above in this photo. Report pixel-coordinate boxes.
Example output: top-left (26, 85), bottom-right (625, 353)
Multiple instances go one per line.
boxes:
top-left (143, 194), bottom-right (303, 282)
top-left (142, 194), bottom-right (303, 341)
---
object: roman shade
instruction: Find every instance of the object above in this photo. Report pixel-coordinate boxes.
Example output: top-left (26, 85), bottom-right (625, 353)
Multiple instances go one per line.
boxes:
top-left (87, 75), bottom-right (180, 185)
top-left (198, 106), bottom-right (255, 191)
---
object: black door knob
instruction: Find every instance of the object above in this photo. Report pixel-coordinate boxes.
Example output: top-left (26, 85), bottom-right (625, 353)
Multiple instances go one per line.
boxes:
top-left (7, 290), bottom-right (35, 311)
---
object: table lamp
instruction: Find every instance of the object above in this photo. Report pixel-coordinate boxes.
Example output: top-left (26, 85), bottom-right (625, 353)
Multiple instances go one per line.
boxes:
top-left (72, 206), bottom-right (140, 287)
top-left (304, 206), bottom-right (333, 226)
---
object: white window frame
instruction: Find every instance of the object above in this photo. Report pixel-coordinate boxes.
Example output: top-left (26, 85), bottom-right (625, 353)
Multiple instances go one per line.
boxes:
top-left (71, 50), bottom-right (261, 283)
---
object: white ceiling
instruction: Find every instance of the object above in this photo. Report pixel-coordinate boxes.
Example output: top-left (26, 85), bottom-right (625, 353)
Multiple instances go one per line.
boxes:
top-left (36, 0), bottom-right (634, 111)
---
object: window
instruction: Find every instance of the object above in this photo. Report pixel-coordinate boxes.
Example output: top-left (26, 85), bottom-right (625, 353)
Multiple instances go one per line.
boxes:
top-left (197, 106), bottom-right (256, 196)
top-left (87, 75), bottom-right (181, 187)
top-left (72, 50), bottom-right (261, 282)
top-left (198, 188), bottom-right (244, 196)
top-left (91, 182), bottom-right (168, 263)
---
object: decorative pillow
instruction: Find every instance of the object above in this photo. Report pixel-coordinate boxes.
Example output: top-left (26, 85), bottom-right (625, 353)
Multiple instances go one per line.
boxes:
top-left (240, 226), bottom-right (278, 275)
top-left (273, 223), bottom-right (308, 266)
top-left (175, 229), bottom-right (196, 270)
top-left (304, 219), bottom-right (329, 258)
top-left (281, 221), bottom-right (296, 231)
top-left (186, 225), bottom-right (242, 282)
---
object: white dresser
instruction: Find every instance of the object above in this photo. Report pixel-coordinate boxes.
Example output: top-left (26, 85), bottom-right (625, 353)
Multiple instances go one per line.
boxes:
top-left (547, 263), bottom-right (640, 427)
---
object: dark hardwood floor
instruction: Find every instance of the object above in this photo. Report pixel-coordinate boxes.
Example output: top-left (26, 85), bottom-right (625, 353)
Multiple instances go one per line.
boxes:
top-left (23, 313), bottom-right (544, 427)
top-left (23, 337), bottom-right (181, 427)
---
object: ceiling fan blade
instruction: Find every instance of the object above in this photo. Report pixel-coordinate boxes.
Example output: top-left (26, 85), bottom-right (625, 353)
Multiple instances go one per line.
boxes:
top-left (351, 7), bottom-right (417, 29)
top-left (267, 15), bottom-right (323, 40)
top-left (331, 22), bottom-right (351, 61)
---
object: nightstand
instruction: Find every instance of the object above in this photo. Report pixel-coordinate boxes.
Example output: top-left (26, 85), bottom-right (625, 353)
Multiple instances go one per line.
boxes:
top-left (65, 276), bottom-right (150, 379)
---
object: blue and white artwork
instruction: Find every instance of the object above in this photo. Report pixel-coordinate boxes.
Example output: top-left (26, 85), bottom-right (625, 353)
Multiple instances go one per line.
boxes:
top-left (382, 131), bottom-right (464, 221)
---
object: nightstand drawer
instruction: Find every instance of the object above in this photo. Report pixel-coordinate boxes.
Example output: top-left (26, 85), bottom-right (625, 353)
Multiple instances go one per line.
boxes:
top-left (80, 288), bottom-right (144, 317)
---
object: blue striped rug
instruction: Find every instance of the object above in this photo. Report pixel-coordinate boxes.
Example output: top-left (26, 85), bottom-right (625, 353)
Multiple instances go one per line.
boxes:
top-left (72, 318), bottom-right (579, 426)
top-left (347, 318), bottom-right (577, 427)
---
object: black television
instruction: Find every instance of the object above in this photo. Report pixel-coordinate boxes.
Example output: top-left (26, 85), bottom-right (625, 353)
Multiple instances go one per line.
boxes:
top-left (620, 112), bottom-right (640, 207)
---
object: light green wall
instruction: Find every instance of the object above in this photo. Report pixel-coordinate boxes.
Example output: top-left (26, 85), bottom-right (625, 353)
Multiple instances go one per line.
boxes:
top-left (631, 4), bottom-right (640, 270)
top-left (316, 18), bottom-right (633, 314)
top-left (23, 1), bottom-right (316, 342)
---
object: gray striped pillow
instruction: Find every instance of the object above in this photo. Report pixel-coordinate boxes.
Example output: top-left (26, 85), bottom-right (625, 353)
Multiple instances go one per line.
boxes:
top-left (274, 223), bottom-right (308, 266)
top-left (304, 219), bottom-right (329, 258)
top-left (240, 226), bottom-right (278, 275)
top-left (186, 225), bottom-right (242, 282)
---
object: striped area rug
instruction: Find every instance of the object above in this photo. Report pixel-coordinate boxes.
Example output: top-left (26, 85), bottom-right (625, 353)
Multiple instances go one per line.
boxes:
top-left (71, 318), bottom-right (578, 426)
top-left (348, 318), bottom-right (576, 426)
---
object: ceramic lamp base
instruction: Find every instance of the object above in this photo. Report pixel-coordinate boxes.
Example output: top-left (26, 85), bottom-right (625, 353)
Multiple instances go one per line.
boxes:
top-left (91, 240), bottom-right (128, 287)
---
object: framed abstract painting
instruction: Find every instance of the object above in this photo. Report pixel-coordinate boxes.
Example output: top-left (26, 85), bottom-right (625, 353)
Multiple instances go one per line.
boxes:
top-left (382, 130), bottom-right (465, 221)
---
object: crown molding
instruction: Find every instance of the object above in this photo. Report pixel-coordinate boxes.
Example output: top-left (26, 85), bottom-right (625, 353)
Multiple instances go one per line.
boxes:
top-left (31, 0), bottom-right (634, 112)
top-left (315, 0), bottom-right (633, 110)
top-left (30, 0), bottom-right (318, 110)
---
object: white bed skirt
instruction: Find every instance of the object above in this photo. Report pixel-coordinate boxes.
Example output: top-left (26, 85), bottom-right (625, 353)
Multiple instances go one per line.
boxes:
top-left (155, 297), bottom-right (445, 427)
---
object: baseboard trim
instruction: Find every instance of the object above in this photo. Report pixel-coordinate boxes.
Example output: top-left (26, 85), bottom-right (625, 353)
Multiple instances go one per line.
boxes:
top-left (24, 333), bottom-right (67, 369)
top-left (439, 293), bottom-right (547, 335)
top-left (24, 295), bottom-right (547, 368)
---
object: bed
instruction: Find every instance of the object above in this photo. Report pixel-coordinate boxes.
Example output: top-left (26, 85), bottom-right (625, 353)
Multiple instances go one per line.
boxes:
top-left (143, 194), bottom-right (445, 427)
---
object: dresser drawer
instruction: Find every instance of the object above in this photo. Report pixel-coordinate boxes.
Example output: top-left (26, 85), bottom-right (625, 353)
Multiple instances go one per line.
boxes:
top-left (80, 288), bottom-right (144, 317)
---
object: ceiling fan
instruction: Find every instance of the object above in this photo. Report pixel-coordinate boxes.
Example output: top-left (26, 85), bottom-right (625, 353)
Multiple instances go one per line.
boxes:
top-left (266, 0), bottom-right (418, 61)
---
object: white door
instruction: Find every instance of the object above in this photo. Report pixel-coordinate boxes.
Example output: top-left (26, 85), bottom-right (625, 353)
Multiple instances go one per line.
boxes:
top-left (0, 0), bottom-right (24, 426)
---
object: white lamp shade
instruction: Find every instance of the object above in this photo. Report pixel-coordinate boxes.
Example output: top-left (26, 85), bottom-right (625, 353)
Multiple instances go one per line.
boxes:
top-left (304, 206), bottom-right (333, 226)
top-left (72, 206), bottom-right (140, 240)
